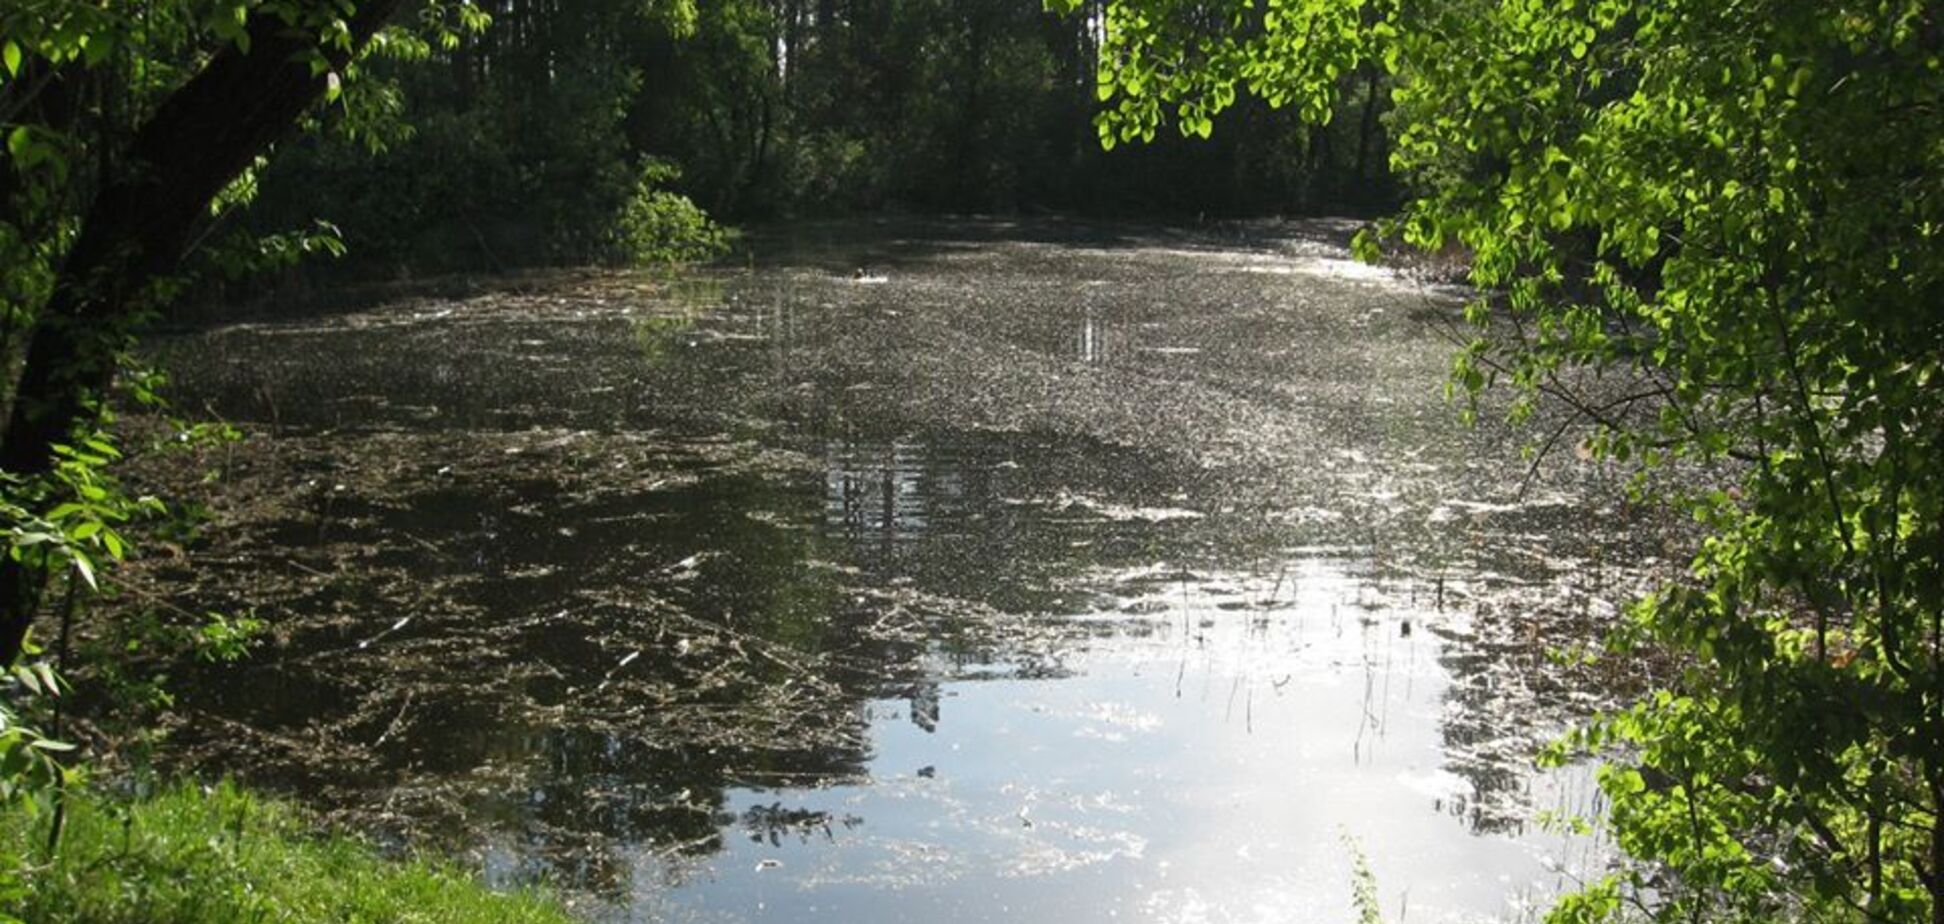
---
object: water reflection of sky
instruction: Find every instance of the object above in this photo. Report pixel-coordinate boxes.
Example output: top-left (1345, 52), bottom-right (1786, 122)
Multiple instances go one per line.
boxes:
top-left (528, 560), bottom-right (1608, 924)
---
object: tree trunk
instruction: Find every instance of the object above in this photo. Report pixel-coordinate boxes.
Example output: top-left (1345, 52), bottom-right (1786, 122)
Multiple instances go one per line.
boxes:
top-left (0, 1), bottom-right (405, 666)
top-left (1355, 66), bottom-right (1382, 186)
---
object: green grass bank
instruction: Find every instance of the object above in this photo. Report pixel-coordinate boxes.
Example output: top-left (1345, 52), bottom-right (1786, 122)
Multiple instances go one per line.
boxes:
top-left (0, 782), bottom-right (577, 924)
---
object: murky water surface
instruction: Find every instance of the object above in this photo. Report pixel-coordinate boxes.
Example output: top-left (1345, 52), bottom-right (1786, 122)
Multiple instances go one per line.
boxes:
top-left (142, 219), bottom-right (1673, 922)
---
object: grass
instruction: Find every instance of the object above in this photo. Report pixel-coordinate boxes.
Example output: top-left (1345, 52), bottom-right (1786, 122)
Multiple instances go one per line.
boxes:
top-left (1342, 829), bottom-right (1385, 924)
top-left (0, 781), bottom-right (578, 924)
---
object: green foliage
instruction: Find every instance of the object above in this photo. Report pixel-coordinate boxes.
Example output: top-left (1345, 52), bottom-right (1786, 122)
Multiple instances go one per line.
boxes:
top-left (193, 611), bottom-right (264, 664)
top-left (0, 400), bottom-right (252, 844)
top-left (0, 0), bottom-right (489, 541)
top-left (1342, 830), bottom-right (1385, 924)
top-left (612, 159), bottom-right (737, 266)
top-left (2, 6), bottom-right (528, 917)
top-left (0, 0), bottom-right (485, 288)
top-left (2, 434), bottom-right (152, 600)
top-left (244, 0), bottom-right (741, 275)
top-left (2, 0), bottom-right (481, 709)
top-left (1405, 3), bottom-right (1941, 919)
top-left (1085, 0), bottom-right (1943, 919)
top-left (0, 401), bottom-right (176, 846)
top-left (0, 647), bottom-right (77, 813)
top-left (1060, 0), bottom-right (1381, 144)
top-left (0, 781), bottom-right (576, 924)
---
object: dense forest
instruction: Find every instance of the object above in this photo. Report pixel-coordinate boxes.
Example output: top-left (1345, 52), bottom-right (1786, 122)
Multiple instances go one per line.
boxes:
top-left (1, 0), bottom-right (1940, 923)
top-left (242, 0), bottom-right (1394, 277)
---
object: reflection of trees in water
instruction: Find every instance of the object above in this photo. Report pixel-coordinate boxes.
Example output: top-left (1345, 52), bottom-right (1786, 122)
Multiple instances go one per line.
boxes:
top-left (905, 681), bottom-right (941, 733)
top-left (815, 431), bottom-right (1207, 616)
top-left (157, 442), bottom-right (926, 898)
top-left (1430, 621), bottom-right (1526, 834)
top-left (1428, 569), bottom-right (1633, 836)
top-left (252, 430), bottom-right (1194, 891)
top-left (1073, 311), bottom-right (1135, 364)
top-left (812, 432), bottom-right (1624, 845)
top-left (740, 801), bottom-right (864, 847)
top-left (1301, 485), bottom-right (1649, 838)
top-left (1310, 560), bottom-right (1557, 837)
top-left (825, 439), bottom-right (943, 540)
top-left (478, 730), bottom-right (873, 895)
top-left (428, 470), bottom-right (911, 892)
top-left (151, 423), bottom-right (1633, 900)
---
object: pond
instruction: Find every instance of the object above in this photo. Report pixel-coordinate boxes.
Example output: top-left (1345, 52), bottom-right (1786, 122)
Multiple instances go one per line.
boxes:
top-left (138, 218), bottom-right (1674, 923)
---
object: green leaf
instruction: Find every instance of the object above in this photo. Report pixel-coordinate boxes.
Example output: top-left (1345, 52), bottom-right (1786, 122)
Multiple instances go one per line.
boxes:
top-left (69, 552), bottom-right (96, 591)
top-left (6, 126), bottom-right (30, 159)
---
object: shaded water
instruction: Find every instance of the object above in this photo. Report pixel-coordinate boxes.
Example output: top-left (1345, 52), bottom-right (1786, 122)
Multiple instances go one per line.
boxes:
top-left (138, 219), bottom-right (1673, 922)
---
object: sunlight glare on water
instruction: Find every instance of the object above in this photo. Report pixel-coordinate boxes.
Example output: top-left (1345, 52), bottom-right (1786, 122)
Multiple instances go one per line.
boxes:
top-left (553, 558), bottom-right (1608, 924)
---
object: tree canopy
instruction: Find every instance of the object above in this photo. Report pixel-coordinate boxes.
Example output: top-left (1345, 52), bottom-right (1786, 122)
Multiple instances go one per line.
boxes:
top-left (1067, 0), bottom-right (1942, 917)
top-left (0, 0), bottom-right (497, 712)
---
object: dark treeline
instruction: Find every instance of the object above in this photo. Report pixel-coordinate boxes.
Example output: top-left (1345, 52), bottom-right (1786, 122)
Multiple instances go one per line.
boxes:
top-left (251, 0), bottom-right (1395, 276)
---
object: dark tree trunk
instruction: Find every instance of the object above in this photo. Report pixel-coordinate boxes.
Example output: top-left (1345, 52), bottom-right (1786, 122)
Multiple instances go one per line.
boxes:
top-left (1304, 126), bottom-right (1333, 211)
top-left (1355, 66), bottom-right (1382, 185)
top-left (0, 0), bottom-right (405, 666)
